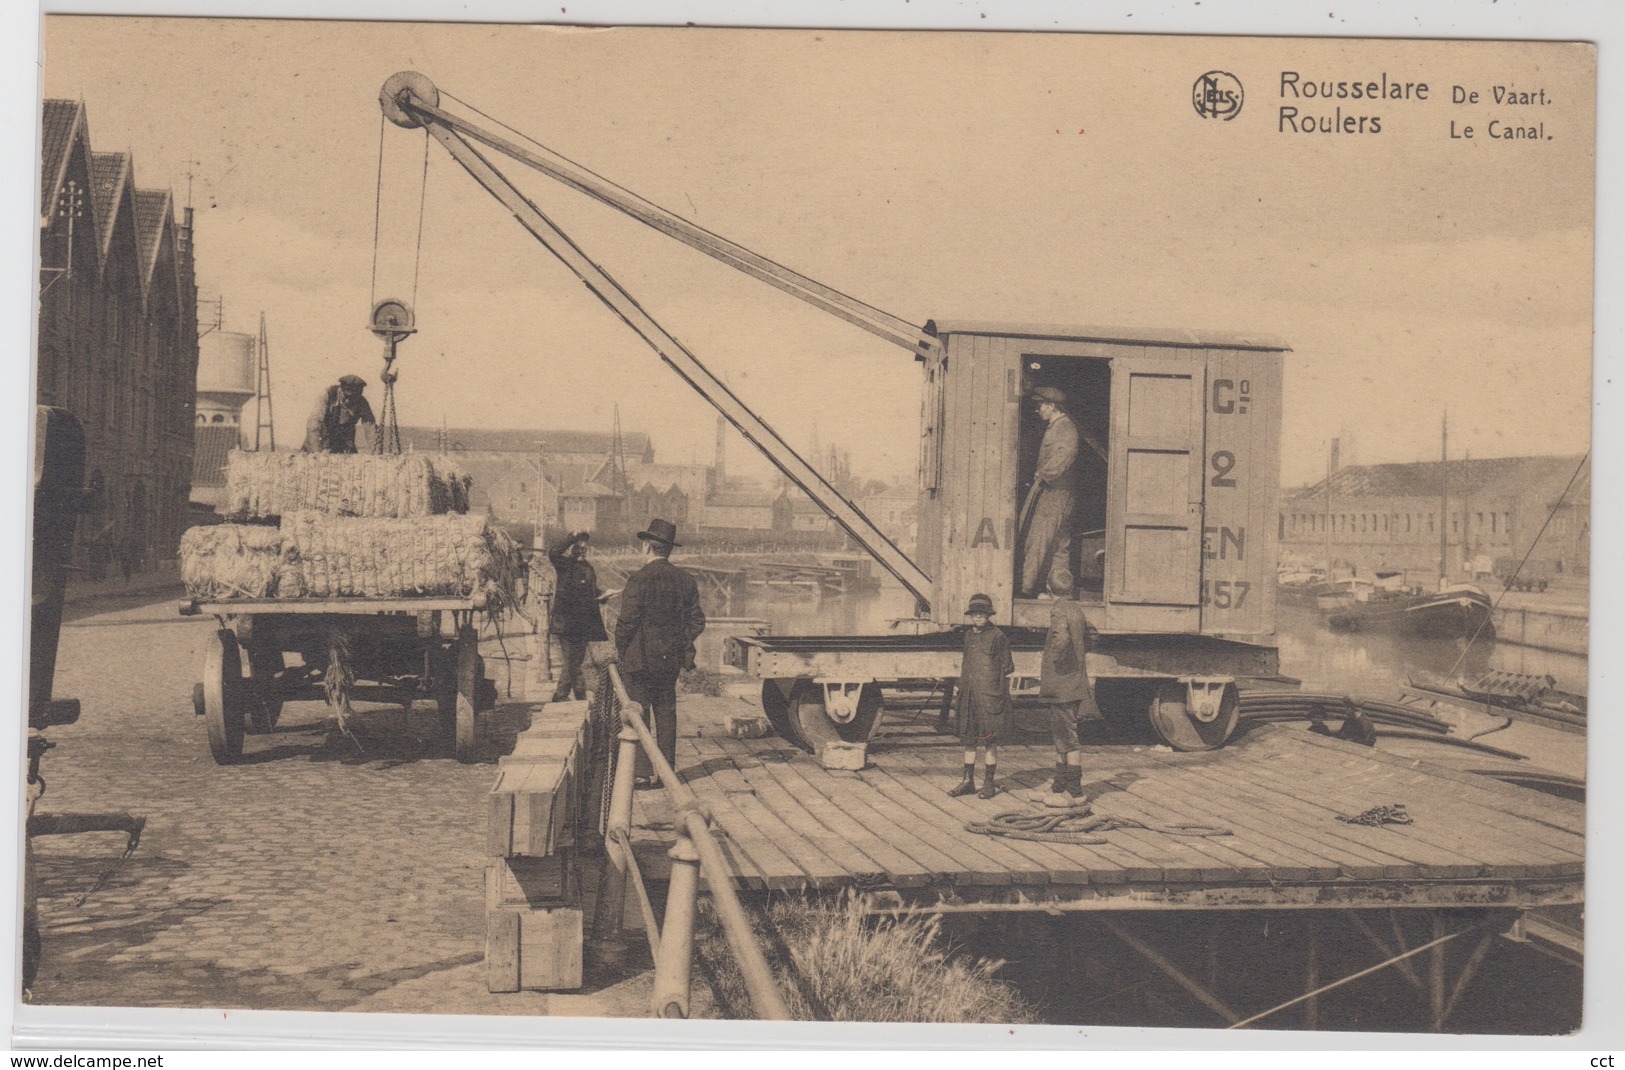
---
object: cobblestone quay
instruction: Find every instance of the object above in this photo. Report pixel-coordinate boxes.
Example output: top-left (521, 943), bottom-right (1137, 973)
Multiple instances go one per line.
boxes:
top-left (25, 594), bottom-right (660, 1017)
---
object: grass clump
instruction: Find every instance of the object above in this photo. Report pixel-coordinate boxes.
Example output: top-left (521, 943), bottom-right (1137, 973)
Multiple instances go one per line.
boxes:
top-left (694, 889), bottom-right (1037, 1023)
top-left (678, 666), bottom-right (725, 696)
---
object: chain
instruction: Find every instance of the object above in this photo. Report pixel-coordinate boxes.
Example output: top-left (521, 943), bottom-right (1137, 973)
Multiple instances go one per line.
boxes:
top-left (71, 821), bottom-right (146, 908)
top-left (1337, 802), bottom-right (1413, 827)
top-left (373, 354), bottom-right (402, 455)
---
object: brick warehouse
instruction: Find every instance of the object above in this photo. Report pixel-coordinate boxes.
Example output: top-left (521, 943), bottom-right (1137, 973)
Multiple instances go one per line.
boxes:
top-left (37, 99), bottom-right (200, 579)
top-left (1279, 454), bottom-right (1590, 585)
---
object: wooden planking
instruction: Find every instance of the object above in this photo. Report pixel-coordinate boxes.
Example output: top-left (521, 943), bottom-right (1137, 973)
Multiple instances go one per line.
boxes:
top-left (877, 745), bottom-right (1130, 884)
top-left (1176, 738), bottom-right (1504, 879)
top-left (1254, 727), bottom-right (1583, 866)
top-left (739, 742), bottom-right (943, 888)
top-left (1291, 730), bottom-right (1586, 837)
top-left (692, 738), bottom-right (884, 884)
top-left (665, 741), bottom-right (809, 890)
top-left (684, 739), bottom-right (851, 889)
top-left (630, 774), bottom-right (769, 890)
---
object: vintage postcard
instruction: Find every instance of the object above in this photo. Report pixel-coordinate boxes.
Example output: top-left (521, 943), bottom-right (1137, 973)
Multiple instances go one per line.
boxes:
top-left (19, 14), bottom-right (1598, 1044)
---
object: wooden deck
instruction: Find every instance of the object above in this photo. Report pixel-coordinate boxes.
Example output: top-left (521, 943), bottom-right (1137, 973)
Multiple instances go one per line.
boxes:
top-left (630, 722), bottom-right (1584, 911)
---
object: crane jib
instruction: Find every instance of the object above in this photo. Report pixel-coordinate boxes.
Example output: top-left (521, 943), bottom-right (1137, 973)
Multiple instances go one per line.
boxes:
top-left (381, 72), bottom-right (934, 607)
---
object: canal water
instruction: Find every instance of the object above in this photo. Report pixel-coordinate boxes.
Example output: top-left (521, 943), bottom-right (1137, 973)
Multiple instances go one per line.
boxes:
top-left (731, 580), bottom-right (1588, 699)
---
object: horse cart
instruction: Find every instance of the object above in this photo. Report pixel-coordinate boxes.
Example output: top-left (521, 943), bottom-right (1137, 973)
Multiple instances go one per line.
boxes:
top-left (182, 596), bottom-right (497, 764)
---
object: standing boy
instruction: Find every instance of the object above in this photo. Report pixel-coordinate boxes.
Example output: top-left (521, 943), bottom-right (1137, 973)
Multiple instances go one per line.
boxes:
top-left (949, 593), bottom-right (1013, 799)
top-left (1038, 598), bottom-right (1100, 800)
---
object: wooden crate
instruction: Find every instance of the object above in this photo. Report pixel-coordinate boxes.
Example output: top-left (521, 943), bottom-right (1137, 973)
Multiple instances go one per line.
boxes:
top-left (486, 857), bottom-right (584, 992)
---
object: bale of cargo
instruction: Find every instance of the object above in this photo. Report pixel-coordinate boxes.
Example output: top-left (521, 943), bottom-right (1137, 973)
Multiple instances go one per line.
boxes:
top-left (179, 523), bottom-right (286, 600)
top-left (221, 450), bottom-right (471, 520)
top-left (279, 512), bottom-right (524, 608)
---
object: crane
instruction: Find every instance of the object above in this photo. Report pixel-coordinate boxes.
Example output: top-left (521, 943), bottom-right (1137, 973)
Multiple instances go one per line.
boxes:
top-left (378, 71), bottom-right (934, 607)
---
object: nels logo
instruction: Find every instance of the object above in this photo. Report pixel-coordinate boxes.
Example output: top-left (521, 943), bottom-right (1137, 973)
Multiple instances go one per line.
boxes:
top-left (1193, 71), bottom-right (1244, 121)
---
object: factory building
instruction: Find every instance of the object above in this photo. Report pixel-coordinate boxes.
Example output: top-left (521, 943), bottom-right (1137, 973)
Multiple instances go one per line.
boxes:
top-left (37, 98), bottom-right (200, 579)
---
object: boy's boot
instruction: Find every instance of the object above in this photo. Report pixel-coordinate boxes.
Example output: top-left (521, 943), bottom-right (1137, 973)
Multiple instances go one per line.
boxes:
top-left (1049, 762), bottom-right (1069, 794)
top-left (978, 764), bottom-right (999, 799)
top-left (1061, 765), bottom-right (1086, 799)
top-left (948, 764), bottom-right (977, 797)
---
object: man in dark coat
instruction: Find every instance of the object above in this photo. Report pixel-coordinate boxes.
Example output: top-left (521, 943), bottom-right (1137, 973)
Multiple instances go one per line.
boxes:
top-left (302, 374), bottom-right (376, 454)
top-left (614, 518), bottom-right (705, 782)
top-left (1038, 598), bottom-right (1101, 799)
top-left (548, 530), bottom-right (610, 702)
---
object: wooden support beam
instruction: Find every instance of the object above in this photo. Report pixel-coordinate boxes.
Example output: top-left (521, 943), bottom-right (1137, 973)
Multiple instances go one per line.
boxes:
top-left (1100, 917), bottom-right (1241, 1026)
top-left (1441, 929), bottom-right (1496, 1026)
top-left (1304, 919), bottom-right (1320, 1031)
top-left (1430, 911), bottom-right (1448, 1031)
top-left (1347, 912), bottom-right (1426, 993)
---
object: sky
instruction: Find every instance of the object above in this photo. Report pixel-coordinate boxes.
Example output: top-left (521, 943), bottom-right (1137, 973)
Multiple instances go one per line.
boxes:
top-left (39, 19), bottom-right (1596, 488)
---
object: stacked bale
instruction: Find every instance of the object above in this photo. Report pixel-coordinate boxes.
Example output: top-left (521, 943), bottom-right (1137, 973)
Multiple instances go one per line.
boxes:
top-left (221, 450), bottom-right (470, 519)
top-left (179, 523), bottom-right (285, 599)
top-left (181, 450), bottom-right (520, 608)
top-left (279, 512), bottom-right (523, 607)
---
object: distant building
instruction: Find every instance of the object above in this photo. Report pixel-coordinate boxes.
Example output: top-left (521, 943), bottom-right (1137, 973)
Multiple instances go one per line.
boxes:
top-left (38, 99), bottom-right (199, 578)
top-left (1279, 454), bottom-right (1590, 583)
top-left (859, 488), bottom-right (918, 555)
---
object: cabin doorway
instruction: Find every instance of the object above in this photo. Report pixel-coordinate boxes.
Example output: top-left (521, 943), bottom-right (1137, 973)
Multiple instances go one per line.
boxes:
top-left (1015, 355), bottom-right (1111, 603)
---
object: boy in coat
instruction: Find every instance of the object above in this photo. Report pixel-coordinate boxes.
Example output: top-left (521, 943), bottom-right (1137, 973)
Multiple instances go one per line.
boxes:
top-left (1038, 598), bottom-right (1101, 799)
top-left (950, 593), bottom-right (1014, 799)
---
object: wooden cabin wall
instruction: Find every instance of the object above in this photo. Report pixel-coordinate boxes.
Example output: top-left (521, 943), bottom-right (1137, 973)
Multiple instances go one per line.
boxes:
top-left (1103, 347), bottom-right (1206, 634)
top-left (930, 333), bottom-right (1020, 626)
top-left (914, 355), bottom-right (945, 594)
top-left (1200, 348), bottom-right (1283, 641)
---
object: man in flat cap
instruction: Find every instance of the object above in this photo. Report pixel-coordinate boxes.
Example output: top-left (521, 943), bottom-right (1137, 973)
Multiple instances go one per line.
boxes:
top-left (1019, 386), bottom-right (1084, 598)
top-left (303, 374), bottom-right (376, 454)
top-left (614, 518), bottom-right (706, 783)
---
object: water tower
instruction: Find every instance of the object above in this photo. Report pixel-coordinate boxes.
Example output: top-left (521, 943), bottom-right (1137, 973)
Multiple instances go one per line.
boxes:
top-left (195, 331), bottom-right (256, 444)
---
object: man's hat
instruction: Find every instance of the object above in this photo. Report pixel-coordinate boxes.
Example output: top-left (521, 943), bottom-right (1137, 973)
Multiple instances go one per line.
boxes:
top-left (964, 592), bottom-right (995, 617)
top-left (637, 518), bottom-right (682, 548)
top-left (338, 374), bottom-right (367, 389)
top-left (1028, 386), bottom-right (1066, 405)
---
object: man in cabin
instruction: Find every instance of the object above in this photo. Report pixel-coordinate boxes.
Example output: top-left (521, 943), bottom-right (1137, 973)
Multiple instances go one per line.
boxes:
top-left (1019, 386), bottom-right (1082, 598)
top-left (614, 518), bottom-right (706, 785)
top-left (302, 374), bottom-right (377, 454)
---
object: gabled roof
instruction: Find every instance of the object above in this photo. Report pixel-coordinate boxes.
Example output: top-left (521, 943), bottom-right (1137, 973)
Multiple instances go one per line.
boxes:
top-left (133, 188), bottom-right (173, 298)
top-left (89, 151), bottom-right (129, 259)
top-left (1285, 455), bottom-right (1586, 504)
top-left (40, 100), bottom-right (85, 223)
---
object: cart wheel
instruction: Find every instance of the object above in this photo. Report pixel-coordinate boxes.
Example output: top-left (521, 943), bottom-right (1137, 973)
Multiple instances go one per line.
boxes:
top-left (245, 645), bottom-right (285, 735)
top-left (785, 679), bottom-right (881, 754)
top-left (1147, 680), bottom-right (1238, 752)
top-left (453, 626), bottom-right (479, 762)
top-left (203, 628), bottom-right (246, 764)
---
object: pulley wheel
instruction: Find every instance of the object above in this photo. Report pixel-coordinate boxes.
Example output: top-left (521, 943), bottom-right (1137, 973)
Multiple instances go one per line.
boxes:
top-left (1147, 680), bottom-right (1238, 752)
top-left (786, 679), bottom-right (882, 754)
top-left (380, 71), bottom-right (439, 128)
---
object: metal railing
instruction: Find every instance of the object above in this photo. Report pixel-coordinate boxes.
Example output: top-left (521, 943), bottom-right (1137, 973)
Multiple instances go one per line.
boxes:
top-left (590, 663), bottom-right (792, 1020)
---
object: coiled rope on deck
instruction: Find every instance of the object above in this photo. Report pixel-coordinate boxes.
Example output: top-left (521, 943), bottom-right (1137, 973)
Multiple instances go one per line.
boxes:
top-left (966, 804), bottom-right (1232, 846)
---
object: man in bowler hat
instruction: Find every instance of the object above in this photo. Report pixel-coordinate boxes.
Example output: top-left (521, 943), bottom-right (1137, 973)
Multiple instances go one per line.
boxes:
top-left (614, 518), bottom-right (706, 783)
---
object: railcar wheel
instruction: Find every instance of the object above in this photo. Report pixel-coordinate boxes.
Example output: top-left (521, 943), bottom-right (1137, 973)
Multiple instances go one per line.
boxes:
top-left (1147, 680), bottom-right (1238, 752)
top-left (787, 679), bottom-right (882, 753)
top-left (760, 680), bottom-right (797, 743)
top-left (203, 628), bottom-right (246, 764)
top-left (245, 644), bottom-right (285, 734)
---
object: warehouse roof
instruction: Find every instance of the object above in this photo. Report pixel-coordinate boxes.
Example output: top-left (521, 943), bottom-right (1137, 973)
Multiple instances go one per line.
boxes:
top-left (189, 426), bottom-right (241, 505)
top-left (396, 426), bottom-right (653, 462)
top-left (928, 320), bottom-right (1291, 352)
top-left (1285, 454), bottom-right (1587, 504)
top-left (40, 100), bottom-right (84, 223)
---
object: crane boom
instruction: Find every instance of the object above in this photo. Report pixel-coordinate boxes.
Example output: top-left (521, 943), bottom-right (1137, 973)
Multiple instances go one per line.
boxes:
top-left (381, 73), bottom-right (933, 606)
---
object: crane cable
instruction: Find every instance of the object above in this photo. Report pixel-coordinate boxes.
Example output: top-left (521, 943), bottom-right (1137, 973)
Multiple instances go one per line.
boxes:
top-left (1446, 450), bottom-right (1589, 677)
top-left (438, 88), bottom-right (917, 341)
top-left (366, 124), bottom-right (433, 455)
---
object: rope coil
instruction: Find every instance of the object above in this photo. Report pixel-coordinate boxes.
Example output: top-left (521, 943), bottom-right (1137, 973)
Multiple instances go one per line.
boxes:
top-left (966, 803), bottom-right (1231, 846)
